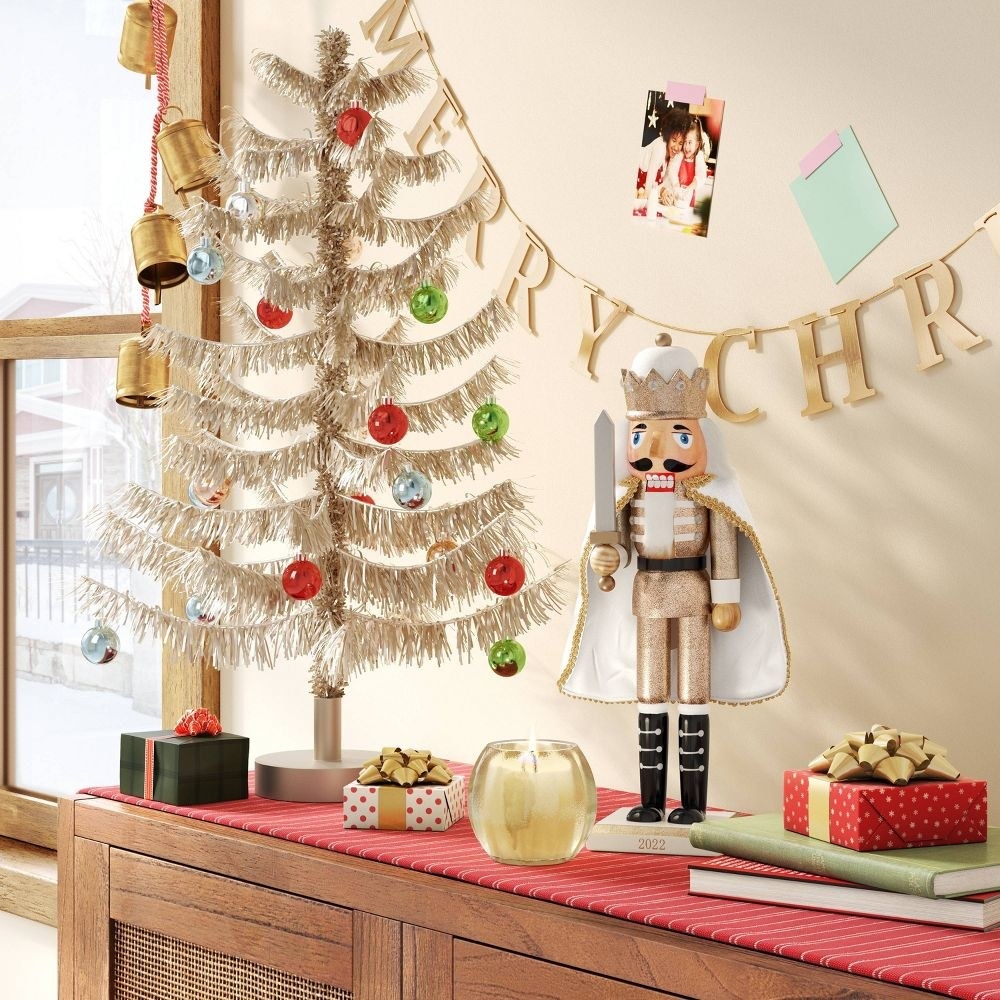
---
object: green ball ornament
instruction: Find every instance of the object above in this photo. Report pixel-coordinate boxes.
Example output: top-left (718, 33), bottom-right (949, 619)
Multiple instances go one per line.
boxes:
top-left (409, 283), bottom-right (448, 324)
top-left (472, 401), bottom-right (510, 442)
top-left (488, 638), bottom-right (526, 677)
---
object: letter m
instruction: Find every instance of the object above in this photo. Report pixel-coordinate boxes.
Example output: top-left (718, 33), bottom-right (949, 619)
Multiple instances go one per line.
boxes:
top-left (360, 0), bottom-right (429, 75)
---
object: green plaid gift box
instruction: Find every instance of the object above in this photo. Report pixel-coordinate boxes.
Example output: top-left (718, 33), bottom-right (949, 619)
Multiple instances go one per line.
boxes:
top-left (120, 730), bottom-right (249, 806)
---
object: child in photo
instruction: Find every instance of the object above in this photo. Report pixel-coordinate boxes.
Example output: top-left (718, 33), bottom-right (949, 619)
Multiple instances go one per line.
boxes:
top-left (667, 116), bottom-right (709, 210)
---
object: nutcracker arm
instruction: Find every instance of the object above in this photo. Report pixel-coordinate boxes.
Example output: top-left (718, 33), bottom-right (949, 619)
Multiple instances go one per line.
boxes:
top-left (588, 530), bottom-right (629, 592)
top-left (710, 578), bottom-right (741, 631)
top-left (589, 528), bottom-right (631, 566)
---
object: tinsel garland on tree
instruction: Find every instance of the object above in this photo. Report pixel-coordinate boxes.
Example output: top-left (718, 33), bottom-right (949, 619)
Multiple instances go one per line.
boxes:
top-left (80, 27), bottom-right (568, 698)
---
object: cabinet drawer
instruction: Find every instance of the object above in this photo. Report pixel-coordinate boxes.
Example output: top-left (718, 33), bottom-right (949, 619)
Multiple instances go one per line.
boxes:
top-left (453, 940), bottom-right (682, 1000)
top-left (109, 848), bottom-right (353, 991)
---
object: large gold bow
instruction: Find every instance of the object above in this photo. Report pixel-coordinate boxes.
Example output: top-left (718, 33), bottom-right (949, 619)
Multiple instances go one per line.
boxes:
top-left (809, 725), bottom-right (960, 786)
top-left (357, 747), bottom-right (453, 787)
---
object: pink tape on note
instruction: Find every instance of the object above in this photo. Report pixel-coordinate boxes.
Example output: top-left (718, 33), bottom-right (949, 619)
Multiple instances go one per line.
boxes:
top-left (665, 81), bottom-right (706, 106)
top-left (799, 131), bottom-right (843, 178)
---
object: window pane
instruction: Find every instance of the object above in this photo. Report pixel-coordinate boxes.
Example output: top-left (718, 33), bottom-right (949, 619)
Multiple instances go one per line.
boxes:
top-left (0, 1), bottom-right (151, 321)
top-left (14, 358), bottom-right (161, 797)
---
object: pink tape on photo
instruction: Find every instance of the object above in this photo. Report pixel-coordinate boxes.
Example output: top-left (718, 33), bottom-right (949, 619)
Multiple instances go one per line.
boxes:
top-left (665, 81), bottom-right (706, 106)
top-left (799, 130), bottom-right (843, 178)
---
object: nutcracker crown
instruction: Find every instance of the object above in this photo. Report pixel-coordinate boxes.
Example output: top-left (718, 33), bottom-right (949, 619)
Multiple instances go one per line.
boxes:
top-left (621, 365), bottom-right (709, 419)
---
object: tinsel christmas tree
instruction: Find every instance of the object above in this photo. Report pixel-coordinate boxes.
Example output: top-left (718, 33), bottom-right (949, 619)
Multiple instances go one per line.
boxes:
top-left (80, 29), bottom-right (567, 740)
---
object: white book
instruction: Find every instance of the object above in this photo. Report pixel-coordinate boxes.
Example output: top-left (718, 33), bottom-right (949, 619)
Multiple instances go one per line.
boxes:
top-left (688, 855), bottom-right (1000, 931)
top-left (586, 806), bottom-right (734, 855)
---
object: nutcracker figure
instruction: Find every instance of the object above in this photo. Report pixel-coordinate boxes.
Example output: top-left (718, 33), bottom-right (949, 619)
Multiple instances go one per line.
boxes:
top-left (559, 338), bottom-right (789, 824)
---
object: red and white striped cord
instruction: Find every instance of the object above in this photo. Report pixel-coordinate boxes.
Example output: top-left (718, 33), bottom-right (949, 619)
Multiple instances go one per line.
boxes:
top-left (140, 0), bottom-right (172, 329)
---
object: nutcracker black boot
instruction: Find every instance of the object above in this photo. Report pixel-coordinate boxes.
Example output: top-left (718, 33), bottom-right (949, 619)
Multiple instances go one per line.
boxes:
top-left (668, 712), bottom-right (709, 824)
top-left (626, 711), bottom-right (668, 822)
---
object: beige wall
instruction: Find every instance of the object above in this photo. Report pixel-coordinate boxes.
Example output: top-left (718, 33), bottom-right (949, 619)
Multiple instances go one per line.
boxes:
top-left (222, 0), bottom-right (1000, 821)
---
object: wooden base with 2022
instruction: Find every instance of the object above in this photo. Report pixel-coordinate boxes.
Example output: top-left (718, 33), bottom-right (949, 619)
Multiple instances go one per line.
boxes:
top-left (58, 795), bottom-right (934, 1000)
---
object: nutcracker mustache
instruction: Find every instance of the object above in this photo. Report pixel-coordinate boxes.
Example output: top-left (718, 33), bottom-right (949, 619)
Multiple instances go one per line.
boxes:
top-left (629, 458), bottom-right (694, 472)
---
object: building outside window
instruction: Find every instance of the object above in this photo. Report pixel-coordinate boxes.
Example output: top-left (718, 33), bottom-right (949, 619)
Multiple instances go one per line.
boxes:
top-left (0, 0), bottom-right (217, 865)
top-left (13, 357), bottom-right (162, 799)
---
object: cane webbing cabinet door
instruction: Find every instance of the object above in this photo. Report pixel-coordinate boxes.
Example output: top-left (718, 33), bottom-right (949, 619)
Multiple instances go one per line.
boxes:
top-left (58, 797), bottom-right (933, 1000)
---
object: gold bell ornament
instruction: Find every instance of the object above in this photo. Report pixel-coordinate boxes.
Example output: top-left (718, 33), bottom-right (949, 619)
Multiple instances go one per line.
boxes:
top-left (155, 106), bottom-right (217, 205)
top-left (115, 332), bottom-right (170, 409)
top-left (130, 206), bottom-right (188, 305)
top-left (118, 1), bottom-right (178, 89)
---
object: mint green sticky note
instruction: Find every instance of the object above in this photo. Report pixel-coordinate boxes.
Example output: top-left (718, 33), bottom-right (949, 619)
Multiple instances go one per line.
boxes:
top-left (790, 127), bottom-right (897, 282)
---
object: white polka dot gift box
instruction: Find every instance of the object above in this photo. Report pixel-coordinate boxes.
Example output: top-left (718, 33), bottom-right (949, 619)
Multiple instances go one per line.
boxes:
top-left (343, 749), bottom-right (466, 832)
top-left (783, 726), bottom-right (987, 852)
top-left (343, 776), bottom-right (467, 832)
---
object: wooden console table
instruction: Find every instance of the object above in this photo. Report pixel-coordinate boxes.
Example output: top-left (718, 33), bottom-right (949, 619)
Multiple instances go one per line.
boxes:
top-left (58, 795), bottom-right (938, 1000)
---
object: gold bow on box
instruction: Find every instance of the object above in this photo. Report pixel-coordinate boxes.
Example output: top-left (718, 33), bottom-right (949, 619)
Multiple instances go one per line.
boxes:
top-left (357, 748), bottom-right (453, 787)
top-left (809, 725), bottom-right (960, 786)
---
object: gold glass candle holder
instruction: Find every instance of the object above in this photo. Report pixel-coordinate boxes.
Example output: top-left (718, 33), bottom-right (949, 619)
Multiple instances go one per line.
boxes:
top-left (468, 739), bottom-right (597, 865)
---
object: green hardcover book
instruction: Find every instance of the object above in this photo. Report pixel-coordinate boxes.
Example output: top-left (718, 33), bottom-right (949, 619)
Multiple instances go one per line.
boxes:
top-left (688, 814), bottom-right (1000, 899)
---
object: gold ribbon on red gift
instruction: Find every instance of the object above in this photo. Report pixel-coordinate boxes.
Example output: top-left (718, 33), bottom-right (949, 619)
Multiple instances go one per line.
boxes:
top-left (801, 725), bottom-right (962, 842)
top-left (357, 748), bottom-right (453, 787)
top-left (809, 724), bottom-right (960, 787)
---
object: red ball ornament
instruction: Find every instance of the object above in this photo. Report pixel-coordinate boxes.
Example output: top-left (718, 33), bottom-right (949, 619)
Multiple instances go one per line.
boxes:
top-left (351, 493), bottom-right (375, 504)
top-left (484, 554), bottom-right (526, 597)
top-left (337, 106), bottom-right (372, 146)
top-left (256, 298), bottom-right (292, 329)
top-left (282, 558), bottom-right (323, 600)
top-left (368, 400), bottom-right (409, 445)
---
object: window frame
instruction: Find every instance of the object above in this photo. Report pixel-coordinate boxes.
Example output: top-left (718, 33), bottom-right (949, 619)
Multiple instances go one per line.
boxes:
top-left (0, 0), bottom-right (220, 863)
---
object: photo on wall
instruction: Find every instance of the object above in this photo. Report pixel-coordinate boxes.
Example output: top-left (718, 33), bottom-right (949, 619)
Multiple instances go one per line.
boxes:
top-left (633, 89), bottom-right (726, 238)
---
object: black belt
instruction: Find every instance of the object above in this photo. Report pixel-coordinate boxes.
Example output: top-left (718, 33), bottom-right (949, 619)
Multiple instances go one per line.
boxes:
top-left (637, 556), bottom-right (706, 572)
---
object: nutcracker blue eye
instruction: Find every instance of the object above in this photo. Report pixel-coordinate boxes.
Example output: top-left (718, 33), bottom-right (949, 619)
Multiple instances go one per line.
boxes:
top-left (673, 431), bottom-right (693, 449)
top-left (631, 430), bottom-right (645, 447)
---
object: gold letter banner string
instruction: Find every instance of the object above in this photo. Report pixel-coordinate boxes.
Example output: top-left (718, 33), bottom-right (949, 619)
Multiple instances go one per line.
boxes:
top-left (369, 1), bottom-right (1000, 423)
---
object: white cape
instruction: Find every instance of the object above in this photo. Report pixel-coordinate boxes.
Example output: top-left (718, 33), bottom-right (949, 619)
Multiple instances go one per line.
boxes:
top-left (558, 427), bottom-right (790, 705)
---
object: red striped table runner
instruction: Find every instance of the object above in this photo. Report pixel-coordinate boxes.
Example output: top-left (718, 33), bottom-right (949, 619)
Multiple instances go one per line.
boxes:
top-left (81, 767), bottom-right (1000, 999)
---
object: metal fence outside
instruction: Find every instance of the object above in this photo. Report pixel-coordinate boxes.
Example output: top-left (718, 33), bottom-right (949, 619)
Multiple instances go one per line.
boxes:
top-left (15, 537), bottom-right (127, 623)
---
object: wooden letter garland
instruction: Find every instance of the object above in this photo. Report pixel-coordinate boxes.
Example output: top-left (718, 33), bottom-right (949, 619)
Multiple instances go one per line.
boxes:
top-left (573, 280), bottom-right (628, 380)
top-left (460, 159), bottom-right (503, 267)
top-left (363, 1), bottom-right (999, 423)
top-left (892, 260), bottom-right (984, 371)
top-left (496, 225), bottom-right (551, 336)
top-left (789, 300), bottom-right (876, 418)
top-left (359, 0), bottom-right (429, 75)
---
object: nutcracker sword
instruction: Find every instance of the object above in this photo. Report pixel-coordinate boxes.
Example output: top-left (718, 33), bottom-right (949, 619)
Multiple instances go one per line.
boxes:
top-left (590, 410), bottom-right (622, 591)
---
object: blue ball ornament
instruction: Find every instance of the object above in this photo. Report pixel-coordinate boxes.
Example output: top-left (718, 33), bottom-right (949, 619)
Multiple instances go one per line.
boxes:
top-left (224, 189), bottom-right (259, 221)
top-left (185, 595), bottom-right (217, 624)
top-left (81, 623), bottom-right (120, 665)
top-left (187, 237), bottom-right (225, 285)
top-left (391, 468), bottom-right (432, 510)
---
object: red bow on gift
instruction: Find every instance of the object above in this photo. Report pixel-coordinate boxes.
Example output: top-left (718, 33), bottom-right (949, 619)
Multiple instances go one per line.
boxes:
top-left (174, 707), bottom-right (222, 736)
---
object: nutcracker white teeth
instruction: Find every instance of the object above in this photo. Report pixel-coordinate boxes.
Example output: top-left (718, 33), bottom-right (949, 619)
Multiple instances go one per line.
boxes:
top-left (646, 473), bottom-right (675, 492)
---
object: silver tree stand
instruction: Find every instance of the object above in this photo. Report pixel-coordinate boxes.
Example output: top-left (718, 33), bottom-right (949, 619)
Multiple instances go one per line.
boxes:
top-left (255, 695), bottom-right (371, 802)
